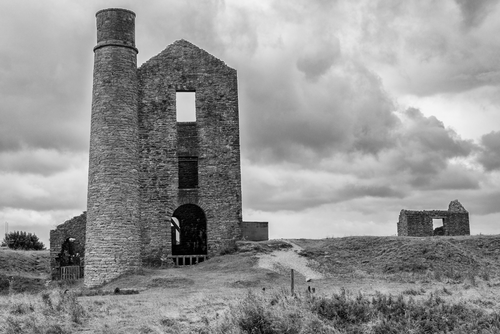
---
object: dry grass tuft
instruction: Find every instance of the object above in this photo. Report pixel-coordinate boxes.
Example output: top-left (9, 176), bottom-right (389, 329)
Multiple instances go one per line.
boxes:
top-left (1, 289), bottom-right (86, 333)
top-left (209, 288), bottom-right (500, 333)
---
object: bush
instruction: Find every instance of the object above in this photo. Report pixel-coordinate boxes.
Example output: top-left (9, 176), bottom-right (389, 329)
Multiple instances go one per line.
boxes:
top-left (2, 231), bottom-right (45, 250)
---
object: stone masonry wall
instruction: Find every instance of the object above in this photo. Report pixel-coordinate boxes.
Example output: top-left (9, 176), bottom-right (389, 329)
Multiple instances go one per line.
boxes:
top-left (49, 212), bottom-right (86, 280)
top-left (138, 40), bottom-right (242, 260)
top-left (397, 211), bottom-right (408, 236)
top-left (85, 8), bottom-right (141, 287)
top-left (445, 212), bottom-right (470, 236)
top-left (398, 200), bottom-right (470, 237)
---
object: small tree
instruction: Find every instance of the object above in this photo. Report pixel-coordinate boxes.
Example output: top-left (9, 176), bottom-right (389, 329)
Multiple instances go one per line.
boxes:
top-left (2, 231), bottom-right (46, 250)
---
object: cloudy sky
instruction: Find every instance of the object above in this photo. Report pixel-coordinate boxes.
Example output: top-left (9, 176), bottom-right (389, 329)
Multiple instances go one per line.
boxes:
top-left (1, 0), bottom-right (500, 246)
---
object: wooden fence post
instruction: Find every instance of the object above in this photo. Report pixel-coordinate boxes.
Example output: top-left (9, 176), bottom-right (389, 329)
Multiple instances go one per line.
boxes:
top-left (291, 269), bottom-right (295, 296)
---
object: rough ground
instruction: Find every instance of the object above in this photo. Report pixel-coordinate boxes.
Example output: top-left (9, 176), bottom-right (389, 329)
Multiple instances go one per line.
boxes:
top-left (2, 236), bottom-right (500, 331)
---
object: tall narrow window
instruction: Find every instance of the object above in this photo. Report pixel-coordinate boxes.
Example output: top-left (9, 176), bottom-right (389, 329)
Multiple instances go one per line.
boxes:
top-left (176, 92), bottom-right (196, 122)
top-left (178, 157), bottom-right (198, 189)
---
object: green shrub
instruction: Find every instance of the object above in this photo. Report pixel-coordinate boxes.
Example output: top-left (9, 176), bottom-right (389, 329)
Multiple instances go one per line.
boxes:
top-left (2, 231), bottom-right (45, 250)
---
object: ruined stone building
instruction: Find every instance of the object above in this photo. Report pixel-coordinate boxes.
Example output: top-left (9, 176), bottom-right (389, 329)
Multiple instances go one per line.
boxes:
top-left (397, 200), bottom-right (470, 237)
top-left (50, 8), bottom-right (269, 287)
top-left (49, 212), bottom-right (86, 280)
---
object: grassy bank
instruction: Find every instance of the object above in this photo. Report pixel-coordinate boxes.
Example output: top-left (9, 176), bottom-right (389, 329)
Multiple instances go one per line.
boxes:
top-left (2, 287), bottom-right (500, 333)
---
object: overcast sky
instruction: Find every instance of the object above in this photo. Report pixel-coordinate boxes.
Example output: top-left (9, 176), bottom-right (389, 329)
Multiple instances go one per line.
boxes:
top-left (1, 0), bottom-right (500, 247)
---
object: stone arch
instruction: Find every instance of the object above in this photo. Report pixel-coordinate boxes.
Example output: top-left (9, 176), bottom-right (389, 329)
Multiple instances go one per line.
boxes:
top-left (171, 204), bottom-right (207, 255)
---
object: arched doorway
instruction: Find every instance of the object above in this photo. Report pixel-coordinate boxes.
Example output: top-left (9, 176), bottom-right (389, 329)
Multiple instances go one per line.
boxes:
top-left (171, 204), bottom-right (207, 256)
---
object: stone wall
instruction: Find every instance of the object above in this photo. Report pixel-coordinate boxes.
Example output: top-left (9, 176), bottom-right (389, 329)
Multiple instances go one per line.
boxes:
top-left (49, 212), bottom-right (86, 280)
top-left (138, 40), bottom-right (242, 260)
top-left (398, 200), bottom-right (470, 237)
top-left (241, 222), bottom-right (269, 241)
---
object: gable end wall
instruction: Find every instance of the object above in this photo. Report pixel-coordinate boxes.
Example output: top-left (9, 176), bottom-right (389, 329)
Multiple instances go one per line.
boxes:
top-left (137, 40), bottom-right (242, 261)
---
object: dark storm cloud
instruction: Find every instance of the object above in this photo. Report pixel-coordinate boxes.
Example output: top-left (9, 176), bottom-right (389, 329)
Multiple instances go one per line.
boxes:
top-left (240, 59), bottom-right (398, 165)
top-left (244, 179), bottom-right (405, 212)
top-left (136, 0), bottom-right (231, 61)
top-left (350, 0), bottom-right (500, 97)
top-left (478, 131), bottom-right (500, 171)
top-left (455, 0), bottom-right (499, 28)
top-left (296, 36), bottom-right (341, 80)
top-left (392, 108), bottom-right (475, 185)
top-left (0, 1), bottom-right (93, 154)
top-left (241, 105), bottom-right (479, 212)
top-left (403, 108), bottom-right (473, 158)
top-left (338, 184), bottom-right (405, 199)
top-left (413, 166), bottom-right (480, 191)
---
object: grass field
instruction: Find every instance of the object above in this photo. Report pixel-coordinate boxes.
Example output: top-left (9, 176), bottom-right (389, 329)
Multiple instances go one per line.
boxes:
top-left (1, 236), bottom-right (500, 333)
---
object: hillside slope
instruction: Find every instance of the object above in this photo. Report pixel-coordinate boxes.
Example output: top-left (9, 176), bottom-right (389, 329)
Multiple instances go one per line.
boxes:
top-left (0, 248), bottom-right (49, 294)
top-left (293, 235), bottom-right (500, 278)
top-left (2, 235), bottom-right (500, 294)
top-left (0, 248), bottom-right (49, 277)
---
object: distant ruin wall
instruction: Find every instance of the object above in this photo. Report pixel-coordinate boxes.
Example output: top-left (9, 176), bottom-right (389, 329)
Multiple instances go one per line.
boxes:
top-left (398, 200), bottom-right (470, 237)
top-left (242, 222), bottom-right (269, 241)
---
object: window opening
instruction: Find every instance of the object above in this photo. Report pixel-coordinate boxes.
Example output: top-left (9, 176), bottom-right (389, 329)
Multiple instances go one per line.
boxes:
top-left (433, 219), bottom-right (444, 236)
top-left (176, 92), bottom-right (196, 122)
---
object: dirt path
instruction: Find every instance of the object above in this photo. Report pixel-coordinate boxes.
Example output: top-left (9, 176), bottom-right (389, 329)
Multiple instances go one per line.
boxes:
top-left (256, 240), bottom-right (324, 280)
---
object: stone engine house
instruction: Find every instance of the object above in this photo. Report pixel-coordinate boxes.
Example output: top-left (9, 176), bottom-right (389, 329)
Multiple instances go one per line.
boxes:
top-left (79, 8), bottom-right (242, 287)
top-left (397, 200), bottom-right (470, 237)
